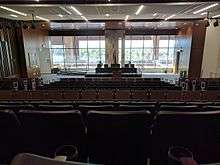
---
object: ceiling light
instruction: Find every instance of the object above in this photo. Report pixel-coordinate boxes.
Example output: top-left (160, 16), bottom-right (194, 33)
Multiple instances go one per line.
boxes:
top-left (108, 0), bottom-right (111, 2)
top-left (214, 20), bottom-right (219, 27)
top-left (105, 14), bottom-right (110, 17)
top-left (164, 14), bottom-right (176, 21)
top-left (36, 16), bottom-right (50, 22)
top-left (200, 12), bottom-right (207, 16)
top-left (212, 14), bottom-right (220, 18)
top-left (125, 15), bottom-right (129, 21)
top-left (59, 6), bottom-right (72, 15)
top-left (135, 5), bottom-right (144, 15)
top-left (153, 13), bottom-right (157, 16)
top-left (81, 15), bottom-right (88, 22)
top-left (70, 6), bottom-right (82, 16)
top-left (193, 3), bottom-right (218, 14)
top-left (10, 14), bottom-right (18, 18)
top-left (0, 6), bottom-right (27, 16)
top-left (36, 0), bottom-right (40, 1)
top-left (58, 14), bottom-right (63, 18)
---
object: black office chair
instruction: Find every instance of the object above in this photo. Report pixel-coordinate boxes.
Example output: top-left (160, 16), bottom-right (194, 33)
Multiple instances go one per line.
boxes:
top-left (87, 110), bottom-right (151, 165)
top-left (0, 110), bottom-right (21, 164)
top-left (151, 110), bottom-right (220, 165)
top-left (18, 110), bottom-right (86, 162)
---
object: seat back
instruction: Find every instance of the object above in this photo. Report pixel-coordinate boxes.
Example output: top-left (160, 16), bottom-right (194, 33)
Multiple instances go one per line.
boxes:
top-left (152, 111), bottom-right (220, 165)
top-left (160, 105), bottom-right (200, 112)
top-left (0, 110), bottom-right (21, 163)
top-left (11, 153), bottom-right (100, 165)
top-left (87, 110), bottom-right (151, 165)
top-left (38, 104), bottom-right (74, 111)
top-left (18, 110), bottom-right (86, 161)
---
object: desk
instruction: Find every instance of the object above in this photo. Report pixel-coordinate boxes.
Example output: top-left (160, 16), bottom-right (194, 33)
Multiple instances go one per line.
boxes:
top-left (96, 67), bottom-right (137, 73)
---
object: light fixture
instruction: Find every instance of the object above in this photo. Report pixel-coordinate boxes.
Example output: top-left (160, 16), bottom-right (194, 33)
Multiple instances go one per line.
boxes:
top-left (135, 5), bottom-right (144, 15)
top-left (70, 6), bottom-right (82, 16)
top-left (10, 14), bottom-right (18, 18)
top-left (108, 0), bottom-right (111, 2)
top-left (0, 6), bottom-right (27, 16)
top-left (212, 14), bottom-right (220, 18)
top-left (59, 6), bottom-right (72, 15)
top-left (164, 14), bottom-right (176, 21)
top-left (200, 12), bottom-right (207, 16)
top-left (153, 13), bottom-right (157, 16)
top-left (58, 14), bottom-right (63, 18)
top-left (214, 19), bottom-right (219, 27)
top-left (36, 0), bottom-right (40, 2)
top-left (36, 16), bottom-right (50, 22)
top-left (105, 14), bottom-right (110, 17)
top-left (193, 3), bottom-right (218, 14)
top-left (125, 15), bottom-right (129, 21)
top-left (81, 15), bottom-right (88, 22)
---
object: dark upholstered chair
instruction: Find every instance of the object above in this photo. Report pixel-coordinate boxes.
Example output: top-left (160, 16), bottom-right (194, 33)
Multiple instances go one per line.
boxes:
top-left (0, 110), bottom-right (21, 164)
top-left (18, 110), bottom-right (86, 162)
top-left (87, 110), bottom-right (151, 165)
top-left (10, 153), bottom-right (100, 165)
top-left (152, 111), bottom-right (220, 165)
top-left (159, 105), bottom-right (200, 112)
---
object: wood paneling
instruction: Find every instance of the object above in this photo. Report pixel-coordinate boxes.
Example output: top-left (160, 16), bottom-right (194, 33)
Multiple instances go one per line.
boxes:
top-left (188, 21), bottom-right (206, 79)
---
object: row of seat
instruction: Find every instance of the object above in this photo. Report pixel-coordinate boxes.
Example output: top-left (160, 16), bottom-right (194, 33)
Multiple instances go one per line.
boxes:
top-left (1, 101), bottom-right (220, 112)
top-left (1, 105), bottom-right (220, 165)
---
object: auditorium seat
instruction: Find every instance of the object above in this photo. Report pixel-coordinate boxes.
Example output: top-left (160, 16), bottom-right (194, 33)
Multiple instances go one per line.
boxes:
top-left (0, 104), bottom-right (35, 111)
top-left (159, 105), bottom-right (200, 111)
top-left (18, 110), bottom-right (86, 161)
top-left (152, 111), bottom-right (220, 165)
top-left (0, 110), bottom-right (21, 164)
top-left (11, 153), bottom-right (98, 165)
top-left (118, 104), bottom-right (155, 112)
top-left (203, 105), bottom-right (220, 111)
top-left (38, 104), bottom-right (74, 111)
top-left (87, 110), bottom-right (151, 165)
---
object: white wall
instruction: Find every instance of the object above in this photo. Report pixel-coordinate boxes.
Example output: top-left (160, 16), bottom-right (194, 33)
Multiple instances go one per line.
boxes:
top-left (201, 24), bottom-right (220, 78)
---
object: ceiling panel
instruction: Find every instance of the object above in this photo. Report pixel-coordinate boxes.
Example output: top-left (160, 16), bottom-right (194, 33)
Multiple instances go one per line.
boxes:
top-left (0, 2), bottom-right (220, 21)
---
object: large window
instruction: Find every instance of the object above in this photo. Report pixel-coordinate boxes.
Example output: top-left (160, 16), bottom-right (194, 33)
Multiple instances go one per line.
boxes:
top-left (119, 35), bottom-right (177, 73)
top-left (49, 36), bottom-right (105, 71)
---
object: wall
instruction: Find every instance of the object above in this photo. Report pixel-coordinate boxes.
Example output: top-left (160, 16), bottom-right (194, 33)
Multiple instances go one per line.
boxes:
top-left (175, 24), bottom-right (193, 74)
top-left (201, 24), bottom-right (220, 78)
top-left (22, 24), bottom-right (50, 77)
top-left (0, 19), bottom-right (25, 78)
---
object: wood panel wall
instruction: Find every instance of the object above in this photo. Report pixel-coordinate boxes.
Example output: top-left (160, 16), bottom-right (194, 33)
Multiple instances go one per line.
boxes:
top-left (22, 23), bottom-right (50, 78)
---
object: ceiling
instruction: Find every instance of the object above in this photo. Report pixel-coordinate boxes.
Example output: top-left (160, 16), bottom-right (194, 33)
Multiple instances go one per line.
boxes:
top-left (0, 2), bottom-right (220, 22)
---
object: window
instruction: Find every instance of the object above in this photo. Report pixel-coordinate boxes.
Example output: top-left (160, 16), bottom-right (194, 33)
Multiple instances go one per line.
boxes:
top-left (122, 35), bottom-right (178, 73)
top-left (49, 36), bottom-right (105, 71)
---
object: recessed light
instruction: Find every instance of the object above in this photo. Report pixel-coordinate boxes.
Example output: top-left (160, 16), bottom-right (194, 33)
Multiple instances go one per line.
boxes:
top-left (200, 12), bottom-right (207, 16)
top-left (108, 0), bottom-right (111, 2)
top-left (81, 15), bottom-right (88, 22)
top-left (212, 14), bottom-right (220, 18)
top-left (105, 14), bottom-right (110, 17)
top-left (164, 14), bottom-right (176, 21)
top-left (135, 5), bottom-right (144, 15)
top-left (193, 3), bottom-right (218, 14)
top-left (125, 15), bottom-right (129, 21)
top-left (70, 6), bottom-right (82, 16)
top-left (36, 16), bottom-right (50, 22)
top-left (10, 14), bottom-right (18, 18)
top-left (58, 14), bottom-right (63, 18)
top-left (0, 6), bottom-right (27, 16)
